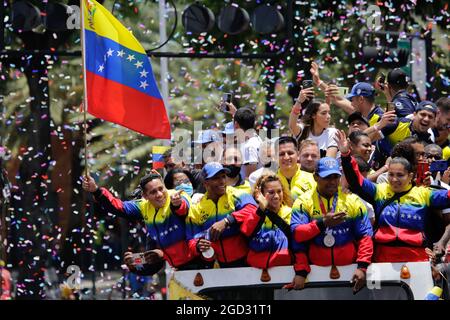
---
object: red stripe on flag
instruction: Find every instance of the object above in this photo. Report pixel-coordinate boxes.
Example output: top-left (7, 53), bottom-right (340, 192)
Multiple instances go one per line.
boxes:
top-left (86, 71), bottom-right (171, 139)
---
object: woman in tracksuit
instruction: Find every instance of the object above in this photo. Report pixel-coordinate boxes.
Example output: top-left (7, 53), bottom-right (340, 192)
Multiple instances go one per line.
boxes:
top-left (336, 130), bottom-right (450, 262)
top-left (246, 173), bottom-right (294, 269)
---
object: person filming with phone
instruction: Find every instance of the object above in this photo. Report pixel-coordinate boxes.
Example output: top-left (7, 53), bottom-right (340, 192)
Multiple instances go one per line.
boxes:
top-left (337, 130), bottom-right (450, 263)
top-left (382, 68), bottom-right (418, 119)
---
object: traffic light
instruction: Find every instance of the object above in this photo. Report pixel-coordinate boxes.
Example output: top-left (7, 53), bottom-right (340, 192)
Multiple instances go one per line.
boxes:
top-left (362, 46), bottom-right (410, 68)
top-left (361, 30), bottom-right (411, 68)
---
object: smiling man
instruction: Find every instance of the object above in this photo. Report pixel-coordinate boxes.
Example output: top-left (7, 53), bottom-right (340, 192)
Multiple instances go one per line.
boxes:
top-left (186, 162), bottom-right (258, 268)
top-left (276, 136), bottom-right (316, 200)
top-left (290, 157), bottom-right (373, 292)
top-left (373, 100), bottom-right (437, 157)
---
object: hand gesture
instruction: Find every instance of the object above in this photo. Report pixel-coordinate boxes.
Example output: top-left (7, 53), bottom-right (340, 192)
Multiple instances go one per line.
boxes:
top-left (382, 83), bottom-right (392, 102)
top-left (123, 251), bottom-right (137, 272)
top-left (334, 130), bottom-right (350, 155)
top-left (351, 268), bottom-right (366, 294)
top-left (310, 62), bottom-right (322, 87)
top-left (254, 187), bottom-right (268, 211)
top-left (432, 242), bottom-right (446, 264)
top-left (422, 171), bottom-right (432, 188)
top-left (196, 238), bottom-right (211, 252)
top-left (378, 111), bottom-right (396, 130)
top-left (442, 167), bottom-right (450, 185)
top-left (323, 211), bottom-right (346, 228)
top-left (170, 190), bottom-right (183, 208)
top-left (82, 175), bottom-right (98, 193)
top-left (143, 249), bottom-right (164, 264)
top-left (209, 220), bottom-right (227, 242)
top-left (225, 102), bottom-right (237, 116)
top-left (324, 84), bottom-right (341, 102)
top-left (297, 87), bottom-right (314, 105)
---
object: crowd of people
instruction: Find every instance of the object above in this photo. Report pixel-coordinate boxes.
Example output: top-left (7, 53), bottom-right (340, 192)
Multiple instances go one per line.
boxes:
top-left (81, 66), bottom-right (450, 296)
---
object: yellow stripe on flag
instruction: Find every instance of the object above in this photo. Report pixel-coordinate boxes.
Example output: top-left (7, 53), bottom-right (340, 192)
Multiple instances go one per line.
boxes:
top-left (152, 146), bottom-right (170, 155)
top-left (82, 0), bottom-right (146, 54)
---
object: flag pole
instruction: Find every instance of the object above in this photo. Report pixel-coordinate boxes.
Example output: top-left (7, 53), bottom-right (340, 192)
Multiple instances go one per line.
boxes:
top-left (80, 0), bottom-right (89, 177)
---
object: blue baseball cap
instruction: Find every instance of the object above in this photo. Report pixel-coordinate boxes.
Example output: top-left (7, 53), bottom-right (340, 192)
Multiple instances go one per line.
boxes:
top-left (201, 162), bottom-right (230, 180)
top-left (346, 82), bottom-right (375, 100)
top-left (416, 100), bottom-right (437, 114)
top-left (316, 157), bottom-right (341, 178)
top-left (222, 122), bottom-right (235, 135)
top-left (193, 130), bottom-right (221, 144)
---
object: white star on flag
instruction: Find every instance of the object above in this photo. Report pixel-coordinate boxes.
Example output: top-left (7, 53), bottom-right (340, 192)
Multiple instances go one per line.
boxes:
top-left (106, 48), bottom-right (114, 57)
top-left (134, 61), bottom-right (143, 68)
top-left (98, 64), bottom-right (104, 72)
top-left (140, 80), bottom-right (149, 89)
top-left (127, 54), bottom-right (135, 61)
top-left (117, 50), bottom-right (125, 57)
top-left (140, 69), bottom-right (148, 78)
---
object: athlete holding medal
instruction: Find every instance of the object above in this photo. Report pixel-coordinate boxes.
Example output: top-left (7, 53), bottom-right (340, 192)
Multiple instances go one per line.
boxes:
top-left (290, 157), bottom-right (374, 293)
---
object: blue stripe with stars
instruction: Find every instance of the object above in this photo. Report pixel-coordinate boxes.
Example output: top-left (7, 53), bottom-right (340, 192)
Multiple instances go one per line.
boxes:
top-left (84, 29), bottom-right (162, 99)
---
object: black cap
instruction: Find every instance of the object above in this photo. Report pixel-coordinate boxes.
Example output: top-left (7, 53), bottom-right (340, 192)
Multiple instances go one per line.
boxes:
top-left (387, 68), bottom-right (408, 87)
top-left (347, 112), bottom-right (369, 127)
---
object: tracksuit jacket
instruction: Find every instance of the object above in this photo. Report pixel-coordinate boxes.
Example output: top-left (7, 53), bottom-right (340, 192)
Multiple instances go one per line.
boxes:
top-left (342, 154), bottom-right (450, 262)
top-left (246, 205), bottom-right (294, 269)
top-left (290, 188), bottom-right (373, 276)
top-left (186, 186), bottom-right (258, 266)
top-left (92, 188), bottom-right (193, 268)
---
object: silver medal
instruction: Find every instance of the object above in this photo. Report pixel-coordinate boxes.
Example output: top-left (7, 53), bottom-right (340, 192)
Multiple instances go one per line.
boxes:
top-left (323, 233), bottom-right (335, 247)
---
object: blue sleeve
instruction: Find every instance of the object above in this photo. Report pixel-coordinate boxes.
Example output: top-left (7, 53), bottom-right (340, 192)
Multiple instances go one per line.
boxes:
top-left (94, 187), bottom-right (143, 221)
top-left (352, 207), bottom-right (373, 239)
top-left (234, 192), bottom-right (257, 211)
top-left (430, 189), bottom-right (450, 210)
top-left (380, 117), bottom-right (399, 136)
top-left (393, 98), bottom-right (416, 118)
top-left (341, 155), bottom-right (377, 204)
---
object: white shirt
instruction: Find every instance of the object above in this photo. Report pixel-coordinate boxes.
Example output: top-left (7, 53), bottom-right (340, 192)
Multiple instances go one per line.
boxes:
top-left (296, 124), bottom-right (338, 157)
top-left (249, 166), bottom-right (278, 189)
top-left (240, 135), bottom-right (263, 177)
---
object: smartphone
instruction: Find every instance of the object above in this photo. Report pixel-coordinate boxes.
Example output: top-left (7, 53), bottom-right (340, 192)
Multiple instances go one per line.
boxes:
top-left (416, 161), bottom-right (430, 186)
top-left (430, 160), bottom-right (448, 173)
top-left (130, 253), bottom-right (145, 266)
top-left (378, 73), bottom-right (386, 91)
top-left (337, 87), bottom-right (349, 97)
top-left (386, 102), bottom-right (395, 112)
top-left (219, 93), bottom-right (232, 112)
top-left (302, 80), bottom-right (313, 89)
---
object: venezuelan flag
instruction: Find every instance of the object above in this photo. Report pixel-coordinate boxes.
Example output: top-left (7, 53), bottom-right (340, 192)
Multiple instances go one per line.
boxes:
top-left (82, 0), bottom-right (171, 139)
top-left (152, 145), bottom-right (170, 170)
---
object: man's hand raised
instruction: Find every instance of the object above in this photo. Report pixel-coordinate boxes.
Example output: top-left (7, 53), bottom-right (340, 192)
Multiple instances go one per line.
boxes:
top-left (82, 175), bottom-right (98, 193)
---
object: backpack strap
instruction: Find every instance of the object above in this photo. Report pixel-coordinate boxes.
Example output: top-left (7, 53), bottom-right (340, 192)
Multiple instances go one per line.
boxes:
top-left (375, 186), bottom-right (413, 225)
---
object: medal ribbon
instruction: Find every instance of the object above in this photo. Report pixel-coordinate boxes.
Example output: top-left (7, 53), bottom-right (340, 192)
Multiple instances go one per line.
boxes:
top-left (318, 193), bottom-right (338, 216)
